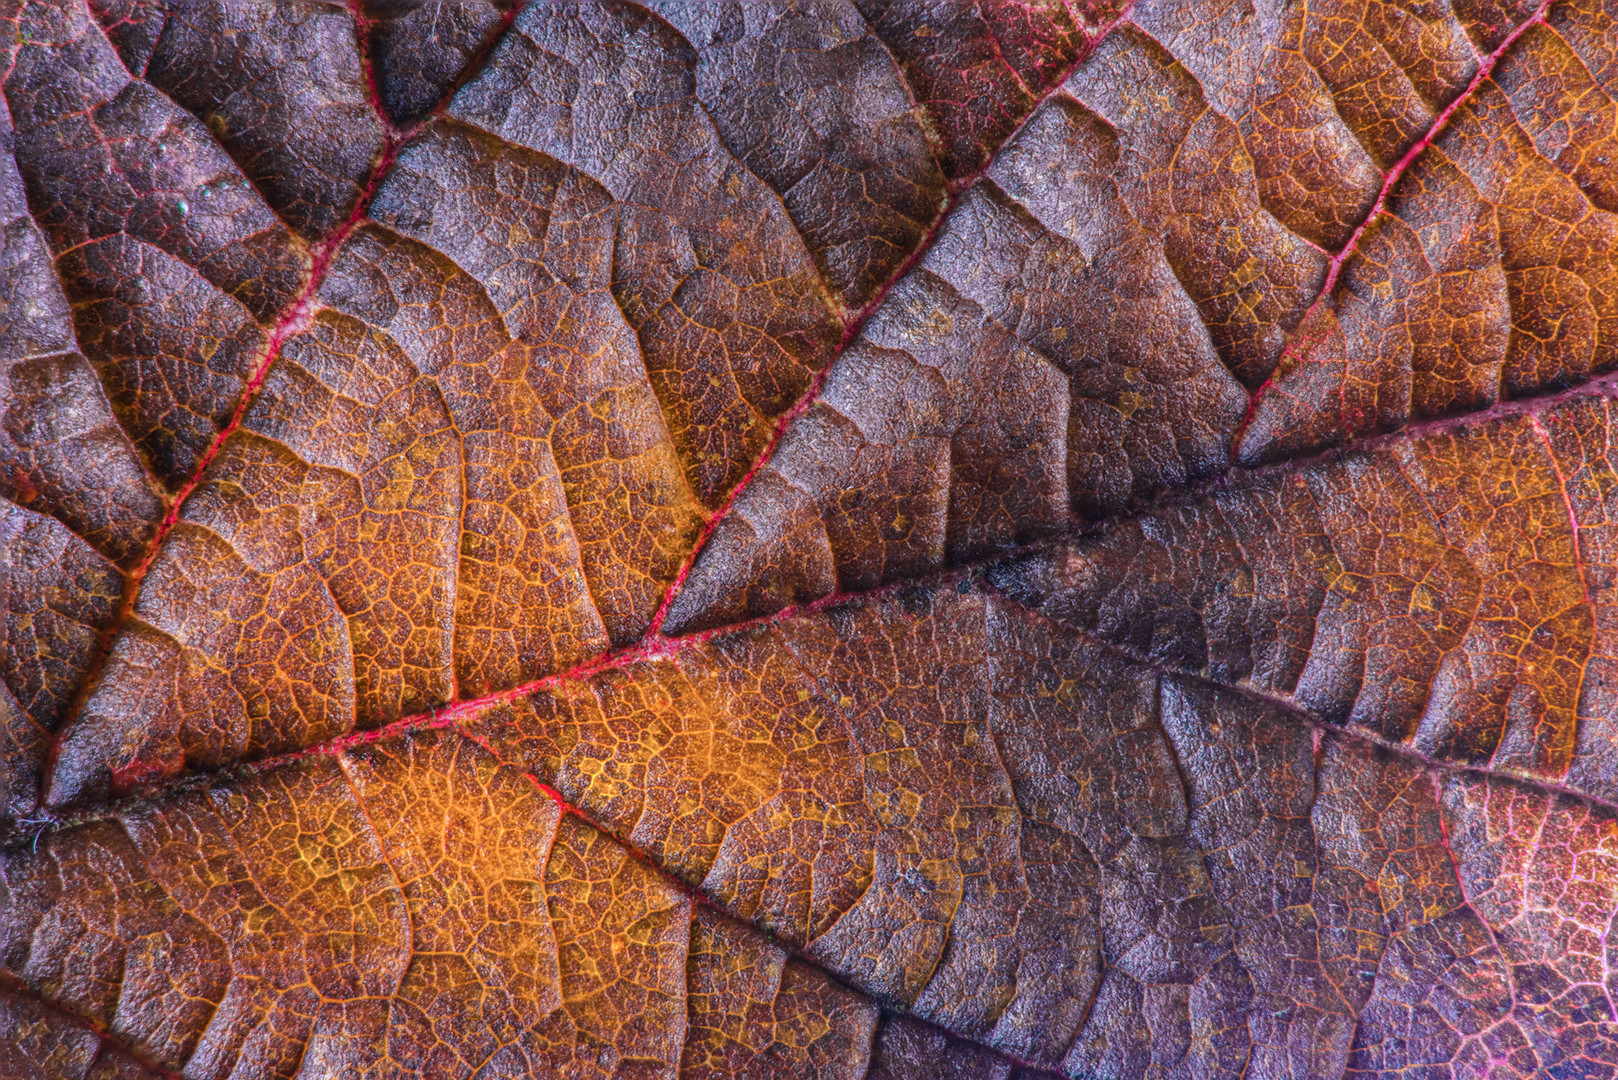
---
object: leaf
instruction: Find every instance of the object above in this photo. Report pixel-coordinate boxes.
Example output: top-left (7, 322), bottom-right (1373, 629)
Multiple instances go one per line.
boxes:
top-left (4, 0), bottom-right (1618, 1077)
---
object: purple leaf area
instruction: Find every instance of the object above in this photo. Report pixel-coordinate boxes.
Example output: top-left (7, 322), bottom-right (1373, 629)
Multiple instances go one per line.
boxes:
top-left (3, 0), bottom-right (1618, 1077)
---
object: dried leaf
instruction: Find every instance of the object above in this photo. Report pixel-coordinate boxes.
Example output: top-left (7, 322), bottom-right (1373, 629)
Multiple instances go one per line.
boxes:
top-left (4, 0), bottom-right (1618, 1076)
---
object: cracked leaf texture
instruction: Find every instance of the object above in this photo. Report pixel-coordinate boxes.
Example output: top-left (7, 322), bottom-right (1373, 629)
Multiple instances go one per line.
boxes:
top-left (5, 0), bottom-right (1618, 1077)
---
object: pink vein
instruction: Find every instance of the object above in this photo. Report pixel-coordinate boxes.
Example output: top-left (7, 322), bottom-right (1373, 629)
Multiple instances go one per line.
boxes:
top-left (60, 3), bottom-right (1129, 773)
top-left (54, 0), bottom-right (1612, 819)
top-left (256, 565), bottom-right (945, 782)
top-left (146, 0), bottom-right (420, 578)
top-left (1322, 2), bottom-right (1551, 301)
top-left (1239, 0), bottom-right (1554, 423)
top-left (52, 0), bottom-right (1606, 827)
top-left (0, 970), bottom-right (187, 1080)
top-left (22, 377), bottom-right (1618, 1066)
top-left (451, 727), bottom-right (1061, 1076)
top-left (346, 0), bottom-right (398, 139)
top-left (45, 180), bottom-right (390, 781)
top-left (123, 0), bottom-right (529, 587)
top-left (46, 2), bottom-right (523, 783)
top-left (647, 4), bottom-right (1140, 637)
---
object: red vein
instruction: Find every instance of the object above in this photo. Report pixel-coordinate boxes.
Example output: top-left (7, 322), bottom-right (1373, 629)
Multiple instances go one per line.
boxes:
top-left (0, 970), bottom-right (187, 1080)
top-left (976, 570), bottom-right (1618, 821)
top-left (244, 563), bottom-right (954, 787)
top-left (111, 0), bottom-right (528, 584)
top-left (1217, 360), bottom-right (1618, 504)
top-left (453, 726), bottom-right (1061, 1075)
top-left (43, 1), bottom-right (530, 799)
top-left (31, 0), bottom-right (1614, 853)
top-left (346, 0), bottom-right (399, 139)
top-left (45, 2), bottom-right (1556, 795)
top-left (34, 408), bottom-right (1618, 843)
top-left (52, 1), bottom-right (1125, 787)
top-left (44, 150), bottom-right (398, 778)
top-left (15, 553), bottom-right (1594, 1072)
top-left (5, 7), bottom-right (1604, 1063)
top-left (18, 559), bottom-right (994, 845)
top-left (1238, 0), bottom-right (1555, 434)
top-left (34, 355), bottom-right (1618, 831)
top-left (28, 356), bottom-right (1618, 837)
top-left (1327, 2), bottom-right (1552, 301)
top-left (648, 4), bottom-right (1139, 636)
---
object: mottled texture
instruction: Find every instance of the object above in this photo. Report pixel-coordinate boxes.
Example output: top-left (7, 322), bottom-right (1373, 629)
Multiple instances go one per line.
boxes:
top-left (6, 0), bottom-right (1618, 1075)
top-left (1244, 0), bottom-right (1618, 460)
top-left (991, 392), bottom-right (1618, 796)
top-left (670, 0), bottom-right (1618, 636)
top-left (2, 730), bottom-right (1043, 1079)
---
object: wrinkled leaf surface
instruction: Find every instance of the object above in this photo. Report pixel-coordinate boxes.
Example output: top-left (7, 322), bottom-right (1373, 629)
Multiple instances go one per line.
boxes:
top-left (4, 0), bottom-right (1618, 1077)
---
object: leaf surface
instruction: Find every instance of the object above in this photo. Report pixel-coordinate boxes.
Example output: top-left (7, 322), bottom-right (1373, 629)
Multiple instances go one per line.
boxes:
top-left (5, 0), bottom-right (1618, 1076)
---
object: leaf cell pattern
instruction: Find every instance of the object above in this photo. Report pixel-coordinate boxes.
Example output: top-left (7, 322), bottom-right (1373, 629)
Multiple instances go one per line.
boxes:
top-left (4, 0), bottom-right (1618, 1076)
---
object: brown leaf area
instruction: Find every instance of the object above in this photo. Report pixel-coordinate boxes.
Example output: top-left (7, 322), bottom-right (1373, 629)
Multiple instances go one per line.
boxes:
top-left (6, 0), bottom-right (1618, 1076)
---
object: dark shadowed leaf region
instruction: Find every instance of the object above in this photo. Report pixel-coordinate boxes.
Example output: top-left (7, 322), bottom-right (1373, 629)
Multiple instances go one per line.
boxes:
top-left (4, 0), bottom-right (1618, 1077)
